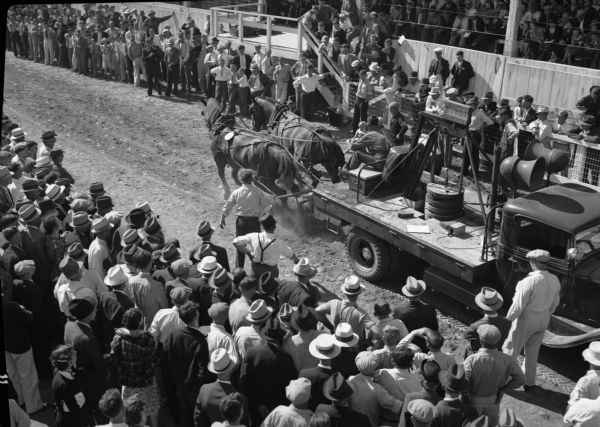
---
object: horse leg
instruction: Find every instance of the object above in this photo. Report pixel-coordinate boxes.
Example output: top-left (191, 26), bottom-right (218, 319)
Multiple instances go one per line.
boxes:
top-left (215, 154), bottom-right (231, 199)
top-left (231, 167), bottom-right (241, 186)
top-left (258, 178), bottom-right (289, 209)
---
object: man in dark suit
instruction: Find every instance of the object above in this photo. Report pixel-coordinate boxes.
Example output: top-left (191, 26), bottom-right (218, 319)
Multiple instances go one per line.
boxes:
top-left (516, 94), bottom-right (537, 126)
top-left (190, 220), bottom-right (230, 272)
top-left (398, 360), bottom-right (442, 427)
top-left (428, 47), bottom-right (450, 86)
top-left (463, 287), bottom-right (511, 356)
top-left (331, 323), bottom-right (360, 378)
top-left (194, 348), bottom-right (248, 427)
top-left (435, 364), bottom-right (476, 427)
top-left (381, 102), bottom-right (409, 146)
top-left (450, 51), bottom-right (474, 95)
top-left (97, 265), bottom-right (134, 350)
top-left (239, 318), bottom-right (297, 426)
top-left (277, 257), bottom-right (321, 308)
top-left (162, 301), bottom-right (216, 427)
top-left (393, 276), bottom-right (438, 351)
top-left (315, 372), bottom-right (371, 427)
top-left (232, 44), bottom-right (252, 78)
top-left (63, 299), bottom-right (108, 424)
top-left (299, 333), bottom-right (341, 410)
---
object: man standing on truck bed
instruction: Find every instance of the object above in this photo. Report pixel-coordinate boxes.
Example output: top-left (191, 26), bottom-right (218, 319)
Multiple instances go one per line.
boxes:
top-left (502, 249), bottom-right (561, 392)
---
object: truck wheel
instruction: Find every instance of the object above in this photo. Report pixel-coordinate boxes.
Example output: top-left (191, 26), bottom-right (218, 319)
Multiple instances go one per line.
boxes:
top-left (346, 229), bottom-right (390, 282)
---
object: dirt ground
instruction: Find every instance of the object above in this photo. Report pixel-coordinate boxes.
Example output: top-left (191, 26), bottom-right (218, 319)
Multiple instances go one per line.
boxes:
top-left (2, 53), bottom-right (583, 426)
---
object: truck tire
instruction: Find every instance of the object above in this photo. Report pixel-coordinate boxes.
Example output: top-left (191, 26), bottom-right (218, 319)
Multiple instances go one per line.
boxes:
top-left (346, 229), bottom-right (390, 282)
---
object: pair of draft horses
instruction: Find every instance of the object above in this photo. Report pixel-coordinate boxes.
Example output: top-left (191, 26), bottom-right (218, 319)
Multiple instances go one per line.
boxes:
top-left (204, 97), bottom-right (345, 205)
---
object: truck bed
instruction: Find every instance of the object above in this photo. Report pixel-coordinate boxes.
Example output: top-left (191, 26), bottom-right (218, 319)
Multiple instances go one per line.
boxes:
top-left (313, 182), bottom-right (497, 283)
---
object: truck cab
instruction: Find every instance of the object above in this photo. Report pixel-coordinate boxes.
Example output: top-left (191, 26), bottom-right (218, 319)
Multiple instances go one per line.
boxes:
top-left (496, 183), bottom-right (600, 346)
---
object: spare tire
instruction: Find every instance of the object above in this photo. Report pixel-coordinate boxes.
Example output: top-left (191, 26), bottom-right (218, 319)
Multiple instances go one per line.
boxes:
top-left (346, 229), bottom-right (390, 282)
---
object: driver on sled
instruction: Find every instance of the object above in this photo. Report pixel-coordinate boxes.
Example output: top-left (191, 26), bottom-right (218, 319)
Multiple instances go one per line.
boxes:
top-left (341, 102), bottom-right (408, 175)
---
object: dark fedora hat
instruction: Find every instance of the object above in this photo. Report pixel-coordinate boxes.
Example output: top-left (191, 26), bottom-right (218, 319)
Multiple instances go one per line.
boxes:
top-left (68, 298), bottom-right (94, 320)
top-left (159, 243), bottom-right (181, 264)
top-left (209, 267), bottom-right (233, 289)
top-left (259, 271), bottom-right (279, 295)
top-left (439, 363), bottom-right (469, 392)
top-left (191, 243), bottom-right (216, 263)
top-left (264, 317), bottom-right (286, 343)
top-left (96, 195), bottom-right (113, 211)
top-left (143, 217), bottom-right (161, 235)
top-left (125, 208), bottom-right (146, 228)
top-left (323, 372), bottom-right (354, 402)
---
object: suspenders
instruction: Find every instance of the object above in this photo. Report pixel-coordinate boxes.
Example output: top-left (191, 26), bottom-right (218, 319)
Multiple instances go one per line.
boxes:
top-left (257, 234), bottom-right (276, 264)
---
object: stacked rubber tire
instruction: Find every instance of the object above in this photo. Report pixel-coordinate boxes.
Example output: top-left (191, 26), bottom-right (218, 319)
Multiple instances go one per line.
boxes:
top-left (425, 183), bottom-right (463, 221)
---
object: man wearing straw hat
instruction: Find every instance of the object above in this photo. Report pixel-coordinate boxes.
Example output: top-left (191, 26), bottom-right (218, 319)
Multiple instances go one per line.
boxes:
top-left (567, 341), bottom-right (600, 409)
top-left (261, 377), bottom-right (314, 426)
top-left (88, 217), bottom-right (113, 278)
top-left (503, 249), bottom-right (561, 392)
top-left (233, 299), bottom-right (272, 360)
top-left (194, 348), bottom-right (247, 426)
top-left (98, 265), bottom-right (134, 349)
top-left (316, 275), bottom-right (374, 341)
top-left (464, 287), bottom-right (511, 355)
top-left (300, 334), bottom-right (341, 410)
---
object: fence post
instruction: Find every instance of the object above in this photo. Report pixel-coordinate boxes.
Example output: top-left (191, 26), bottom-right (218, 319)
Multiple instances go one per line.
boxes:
top-left (238, 11), bottom-right (243, 42)
top-left (504, 0), bottom-right (519, 56)
top-left (266, 16), bottom-right (272, 51)
top-left (210, 9), bottom-right (216, 37)
top-left (297, 21), bottom-right (303, 55)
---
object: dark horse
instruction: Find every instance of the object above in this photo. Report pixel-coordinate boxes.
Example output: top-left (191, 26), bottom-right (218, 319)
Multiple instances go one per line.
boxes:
top-left (203, 98), bottom-right (306, 203)
top-left (251, 97), bottom-right (346, 186)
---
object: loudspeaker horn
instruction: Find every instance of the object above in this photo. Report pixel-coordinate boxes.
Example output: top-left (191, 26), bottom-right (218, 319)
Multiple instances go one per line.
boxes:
top-left (499, 156), bottom-right (546, 192)
top-left (524, 142), bottom-right (569, 174)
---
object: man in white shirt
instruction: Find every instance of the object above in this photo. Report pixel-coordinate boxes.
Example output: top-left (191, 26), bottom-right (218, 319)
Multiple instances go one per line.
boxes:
top-left (233, 213), bottom-right (299, 279)
top-left (528, 105), bottom-right (554, 143)
top-left (252, 44), bottom-right (265, 66)
top-left (87, 217), bottom-right (112, 278)
top-left (425, 86), bottom-right (444, 113)
top-left (207, 302), bottom-right (238, 363)
top-left (292, 64), bottom-right (328, 121)
top-left (465, 96), bottom-right (494, 179)
top-left (261, 48), bottom-right (274, 76)
top-left (210, 56), bottom-right (233, 109)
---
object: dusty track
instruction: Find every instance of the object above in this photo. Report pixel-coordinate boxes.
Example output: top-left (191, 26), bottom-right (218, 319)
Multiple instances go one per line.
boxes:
top-left (3, 54), bottom-right (581, 425)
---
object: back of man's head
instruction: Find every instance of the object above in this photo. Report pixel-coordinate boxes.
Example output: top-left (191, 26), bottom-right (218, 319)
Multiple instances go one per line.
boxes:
top-left (426, 331), bottom-right (444, 351)
top-left (132, 248), bottom-right (152, 270)
top-left (392, 344), bottom-right (414, 369)
top-left (99, 388), bottom-right (124, 420)
top-left (382, 326), bottom-right (402, 347)
top-left (178, 301), bottom-right (199, 325)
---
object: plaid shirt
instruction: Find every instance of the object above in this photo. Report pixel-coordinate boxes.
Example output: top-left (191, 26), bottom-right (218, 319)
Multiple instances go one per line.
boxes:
top-left (110, 328), bottom-right (159, 387)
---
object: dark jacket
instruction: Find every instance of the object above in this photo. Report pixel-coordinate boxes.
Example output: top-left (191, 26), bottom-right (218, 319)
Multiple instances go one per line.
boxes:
top-left (428, 57), bottom-right (450, 85)
top-left (450, 60), bottom-right (475, 93)
top-left (52, 370), bottom-right (94, 427)
top-left (162, 325), bottom-right (215, 388)
top-left (98, 290), bottom-right (134, 350)
top-left (194, 381), bottom-right (248, 427)
top-left (393, 299), bottom-right (438, 351)
top-left (434, 398), bottom-right (477, 427)
top-left (464, 315), bottom-right (512, 354)
top-left (399, 387), bottom-right (442, 427)
top-left (298, 365), bottom-right (334, 410)
top-left (188, 276), bottom-right (213, 326)
top-left (240, 342), bottom-right (297, 423)
top-left (188, 242), bottom-right (230, 273)
top-left (331, 347), bottom-right (359, 379)
top-left (277, 279), bottom-right (320, 308)
top-left (389, 112), bottom-right (409, 146)
top-left (2, 300), bottom-right (33, 354)
top-left (232, 53), bottom-right (253, 77)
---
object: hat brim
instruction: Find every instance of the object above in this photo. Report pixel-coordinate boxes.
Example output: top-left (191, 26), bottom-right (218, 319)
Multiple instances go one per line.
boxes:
top-left (197, 226), bottom-right (216, 237)
top-left (160, 249), bottom-right (182, 264)
top-left (293, 266), bottom-right (317, 277)
top-left (439, 371), bottom-right (469, 392)
top-left (582, 349), bottom-right (600, 366)
top-left (340, 283), bottom-right (365, 295)
top-left (198, 263), bottom-right (221, 274)
top-left (246, 306), bottom-right (273, 323)
top-left (104, 276), bottom-right (127, 287)
top-left (474, 293), bottom-right (503, 312)
top-left (125, 214), bottom-right (145, 227)
top-left (208, 354), bottom-right (238, 374)
top-left (323, 385), bottom-right (353, 402)
top-left (334, 333), bottom-right (359, 348)
top-left (20, 207), bottom-right (42, 224)
top-left (121, 236), bottom-right (140, 247)
top-left (209, 273), bottom-right (234, 289)
top-left (308, 340), bottom-right (342, 360)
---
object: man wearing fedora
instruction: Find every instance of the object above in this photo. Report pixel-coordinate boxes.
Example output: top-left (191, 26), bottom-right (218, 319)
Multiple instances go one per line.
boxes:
top-left (394, 276), bottom-right (439, 352)
top-left (398, 359), bottom-right (443, 427)
top-left (434, 363), bottom-right (476, 426)
top-left (88, 217), bottom-right (113, 278)
top-left (429, 47), bottom-right (449, 86)
top-left (528, 105), bottom-right (554, 143)
top-left (234, 299), bottom-right (271, 360)
top-left (67, 211), bottom-right (93, 249)
top-left (261, 377), bottom-right (314, 426)
top-left (425, 86), bottom-right (444, 114)
top-left (316, 275), bottom-right (374, 342)
top-left (464, 324), bottom-right (525, 425)
top-left (37, 130), bottom-right (57, 160)
top-left (193, 255), bottom-right (222, 326)
top-left (194, 348), bottom-right (248, 427)
top-left (315, 372), bottom-right (372, 427)
top-left (300, 333), bottom-right (341, 410)
top-left (162, 301), bottom-right (216, 427)
top-left (210, 266), bottom-right (235, 305)
top-left (568, 342), bottom-right (600, 410)
top-left (97, 264), bottom-right (134, 349)
top-left (283, 304), bottom-right (326, 372)
top-left (164, 259), bottom-right (193, 300)
top-left (464, 287), bottom-right (511, 355)
top-left (278, 257), bottom-right (321, 308)
top-left (0, 166), bottom-right (16, 214)
top-left (329, 322), bottom-right (360, 378)
top-left (191, 220), bottom-right (230, 272)
top-left (503, 249), bottom-right (561, 392)
top-left (240, 317), bottom-right (297, 425)
top-left (233, 213), bottom-right (299, 279)
top-left (63, 298), bottom-right (108, 424)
